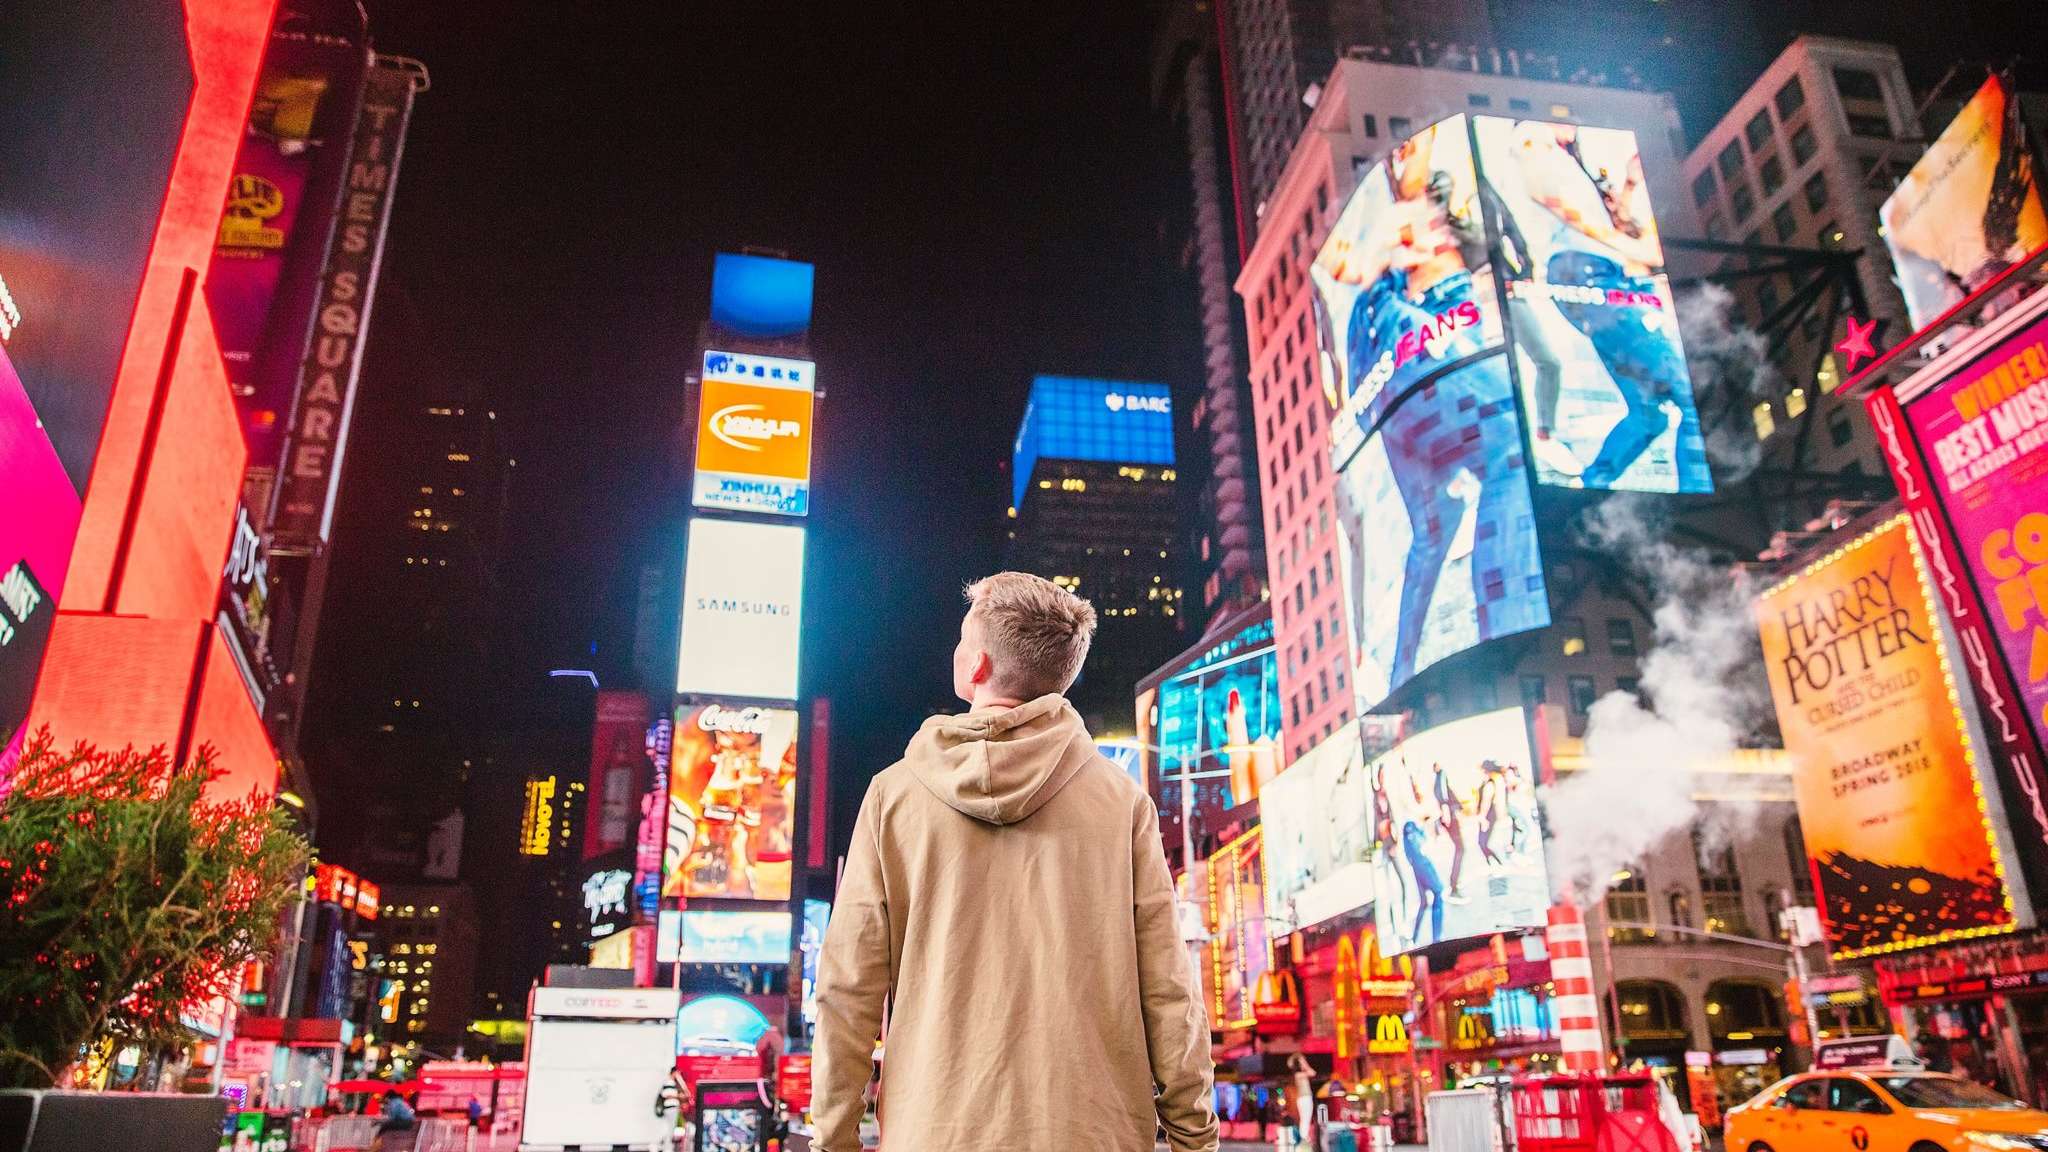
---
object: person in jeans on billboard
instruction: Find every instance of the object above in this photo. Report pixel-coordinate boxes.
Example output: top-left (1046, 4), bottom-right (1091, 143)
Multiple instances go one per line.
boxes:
top-left (811, 572), bottom-right (1217, 1152)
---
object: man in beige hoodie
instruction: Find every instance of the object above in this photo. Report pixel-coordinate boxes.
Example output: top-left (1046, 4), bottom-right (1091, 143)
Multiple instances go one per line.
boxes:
top-left (812, 572), bottom-right (1217, 1152)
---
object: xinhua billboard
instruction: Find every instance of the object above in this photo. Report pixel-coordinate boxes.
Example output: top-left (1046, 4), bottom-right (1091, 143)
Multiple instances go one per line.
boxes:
top-left (692, 349), bottom-right (816, 518)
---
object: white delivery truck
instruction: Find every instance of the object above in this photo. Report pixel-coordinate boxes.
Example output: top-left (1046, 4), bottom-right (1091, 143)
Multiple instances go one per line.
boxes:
top-left (519, 986), bottom-right (682, 1152)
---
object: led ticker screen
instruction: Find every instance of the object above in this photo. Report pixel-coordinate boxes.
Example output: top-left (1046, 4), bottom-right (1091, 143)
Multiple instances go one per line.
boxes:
top-left (1881, 77), bottom-right (2047, 333)
top-left (676, 518), bottom-right (804, 701)
top-left (1369, 707), bottom-right (1550, 955)
top-left (663, 704), bottom-right (797, 901)
top-left (674, 910), bottom-right (793, 965)
top-left (693, 350), bottom-right (816, 518)
top-left (1313, 114), bottom-right (1547, 710)
top-left (1148, 616), bottom-right (1281, 835)
top-left (1471, 116), bottom-right (1710, 493)
top-left (1011, 375), bottom-right (1174, 508)
top-left (710, 252), bottom-right (814, 339)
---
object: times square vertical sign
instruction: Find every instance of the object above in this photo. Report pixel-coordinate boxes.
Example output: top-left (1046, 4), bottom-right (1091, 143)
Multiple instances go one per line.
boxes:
top-left (1865, 294), bottom-right (2048, 894)
top-left (270, 63), bottom-right (417, 552)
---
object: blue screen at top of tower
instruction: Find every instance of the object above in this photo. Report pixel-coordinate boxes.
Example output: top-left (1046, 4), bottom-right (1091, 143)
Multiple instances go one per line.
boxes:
top-left (1011, 376), bottom-right (1174, 508)
top-left (710, 253), bottom-right (815, 339)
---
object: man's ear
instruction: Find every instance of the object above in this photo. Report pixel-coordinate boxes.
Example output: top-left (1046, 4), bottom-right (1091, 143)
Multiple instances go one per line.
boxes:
top-left (970, 650), bottom-right (994, 687)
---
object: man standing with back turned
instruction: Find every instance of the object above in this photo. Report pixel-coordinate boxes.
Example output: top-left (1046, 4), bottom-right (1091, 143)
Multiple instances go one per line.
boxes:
top-left (812, 572), bottom-right (1218, 1151)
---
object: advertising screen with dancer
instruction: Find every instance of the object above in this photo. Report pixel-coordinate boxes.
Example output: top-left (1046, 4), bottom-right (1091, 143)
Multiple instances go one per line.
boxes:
top-left (1369, 707), bottom-right (1549, 955)
top-left (1471, 116), bottom-right (1711, 494)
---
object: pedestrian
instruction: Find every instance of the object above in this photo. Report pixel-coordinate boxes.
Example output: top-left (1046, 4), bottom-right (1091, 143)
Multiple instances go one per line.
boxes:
top-left (372, 1089), bottom-right (416, 1152)
top-left (1288, 1052), bottom-right (1316, 1151)
top-left (811, 572), bottom-right (1218, 1152)
top-left (465, 1096), bottom-right (482, 1130)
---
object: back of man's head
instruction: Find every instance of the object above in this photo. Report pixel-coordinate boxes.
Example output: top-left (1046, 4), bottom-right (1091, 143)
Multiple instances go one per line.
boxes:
top-left (963, 572), bottom-right (1097, 701)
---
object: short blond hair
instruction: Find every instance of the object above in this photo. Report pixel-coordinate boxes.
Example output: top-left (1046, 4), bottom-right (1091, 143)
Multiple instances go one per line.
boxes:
top-left (964, 572), bottom-right (1097, 698)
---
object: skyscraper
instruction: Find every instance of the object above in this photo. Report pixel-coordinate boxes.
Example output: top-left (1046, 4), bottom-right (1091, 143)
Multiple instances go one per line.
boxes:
top-left (1005, 375), bottom-right (1186, 729)
top-left (1153, 0), bottom-right (1494, 625)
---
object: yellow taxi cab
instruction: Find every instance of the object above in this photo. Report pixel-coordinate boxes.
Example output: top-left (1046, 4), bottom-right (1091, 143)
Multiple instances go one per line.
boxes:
top-left (1725, 1067), bottom-right (2048, 1151)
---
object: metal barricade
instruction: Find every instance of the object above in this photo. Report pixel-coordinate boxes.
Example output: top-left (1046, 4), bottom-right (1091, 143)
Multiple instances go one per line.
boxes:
top-left (1428, 1088), bottom-right (1508, 1152)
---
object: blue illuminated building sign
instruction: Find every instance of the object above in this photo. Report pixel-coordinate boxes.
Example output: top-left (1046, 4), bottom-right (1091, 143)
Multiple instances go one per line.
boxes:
top-left (1011, 375), bottom-right (1174, 508)
top-left (710, 252), bottom-right (814, 339)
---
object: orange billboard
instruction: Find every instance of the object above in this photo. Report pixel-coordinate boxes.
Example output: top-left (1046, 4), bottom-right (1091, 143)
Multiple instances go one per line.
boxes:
top-left (1756, 516), bottom-right (2020, 958)
top-left (692, 349), bottom-right (815, 517)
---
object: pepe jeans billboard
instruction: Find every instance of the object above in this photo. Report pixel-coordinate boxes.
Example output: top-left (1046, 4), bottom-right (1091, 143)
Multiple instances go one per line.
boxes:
top-left (692, 350), bottom-right (816, 518)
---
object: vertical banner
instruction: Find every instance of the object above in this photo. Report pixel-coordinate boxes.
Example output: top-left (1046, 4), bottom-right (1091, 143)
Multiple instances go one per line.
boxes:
top-left (207, 6), bottom-right (367, 484)
top-left (1867, 300), bottom-right (2048, 896)
top-left (270, 62), bottom-right (416, 551)
top-left (633, 713), bottom-right (673, 921)
top-left (586, 691), bottom-right (651, 861)
top-left (1755, 517), bottom-right (2020, 957)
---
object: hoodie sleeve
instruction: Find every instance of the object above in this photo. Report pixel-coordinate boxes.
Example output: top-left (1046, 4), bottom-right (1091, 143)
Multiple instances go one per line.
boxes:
top-left (812, 783), bottom-right (892, 1152)
top-left (1132, 795), bottom-right (1219, 1152)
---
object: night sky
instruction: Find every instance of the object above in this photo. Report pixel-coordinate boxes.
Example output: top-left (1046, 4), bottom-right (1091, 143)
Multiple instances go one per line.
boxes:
top-left (344, 0), bottom-right (2036, 858)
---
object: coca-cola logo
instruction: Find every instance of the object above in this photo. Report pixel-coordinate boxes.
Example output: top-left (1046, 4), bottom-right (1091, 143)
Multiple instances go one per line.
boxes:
top-left (698, 704), bottom-right (773, 735)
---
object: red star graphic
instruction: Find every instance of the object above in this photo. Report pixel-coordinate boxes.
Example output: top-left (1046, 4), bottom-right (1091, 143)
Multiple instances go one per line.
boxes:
top-left (1837, 316), bottom-right (1878, 372)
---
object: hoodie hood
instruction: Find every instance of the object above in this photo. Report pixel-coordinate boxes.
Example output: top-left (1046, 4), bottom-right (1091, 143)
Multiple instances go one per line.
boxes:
top-left (903, 694), bottom-right (1098, 825)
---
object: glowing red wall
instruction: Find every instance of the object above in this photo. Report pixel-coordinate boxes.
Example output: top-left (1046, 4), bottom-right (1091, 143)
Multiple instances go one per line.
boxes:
top-left (28, 0), bottom-right (281, 801)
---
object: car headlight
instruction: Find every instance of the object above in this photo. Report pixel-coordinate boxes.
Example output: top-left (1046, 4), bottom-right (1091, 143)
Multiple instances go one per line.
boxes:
top-left (1964, 1132), bottom-right (2048, 1150)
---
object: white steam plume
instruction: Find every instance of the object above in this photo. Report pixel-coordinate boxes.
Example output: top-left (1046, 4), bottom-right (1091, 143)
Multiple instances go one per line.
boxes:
top-left (1543, 495), bottom-right (1768, 902)
top-left (1675, 282), bottom-right (1780, 484)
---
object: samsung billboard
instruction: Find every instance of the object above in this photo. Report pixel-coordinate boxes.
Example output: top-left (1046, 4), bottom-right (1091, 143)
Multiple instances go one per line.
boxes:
top-left (676, 519), bottom-right (805, 701)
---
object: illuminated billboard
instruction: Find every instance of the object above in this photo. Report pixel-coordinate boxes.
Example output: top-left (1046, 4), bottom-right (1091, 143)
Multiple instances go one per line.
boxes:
top-left (1312, 115), bottom-right (1548, 710)
top-left (710, 253), bottom-right (814, 340)
top-left (1010, 375), bottom-right (1174, 508)
top-left (1206, 828), bottom-right (1270, 1031)
top-left (1261, 725), bottom-right (1373, 931)
top-left (663, 703), bottom-right (797, 901)
top-left (519, 776), bottom-right (558, 857)
top-left (693, 350), bottom-right (816, 517)
top-left (1881, 77), bottom-right (2047, 332)
top-left (798, 899), bottom-right (830, 1033)
top-left (1756, 517), bottom-right (2018, 958)
top-left (582, 868), bottom-right (632, 940)
top-left (674, 910), bottom-right (793, 965)
top-left (1471, 116), bottom-right (1711, 493)
top-left (676, 519), bottom-right (805, 700)
top-left (585, 691), bottom-right (649, 860)
top-left (0, 348), bottom-right (81, 759)
top-left (1369, 707), bottom-right (1549, 955)
top-left (1145, 614), bottom-right (1280, 838)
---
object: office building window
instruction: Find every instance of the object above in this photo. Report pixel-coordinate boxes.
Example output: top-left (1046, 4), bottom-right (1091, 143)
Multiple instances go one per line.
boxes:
top-left (1744, 108), bottom-right (1774, 152)
top-left (1790, 124), bottom-right (1817, 165)
top-left (1819, 221), bottom-right (1847, 249)
top-left (1509, 97), bottom-right (1531, 113)
top-left (1775, 75), bottom-right (1806, 120)
top-left (1362, 114), bottom-right (1377, 138)
top-left (1469, 93), bottom-right (1492, 108)
top-left (1730, 183), bottom-right (1755, 222)
top-left (1830, 412), bottom-right (1855, 447)
top-left (1804, 170), bottom-right (1828, 214)
top-left (1832, 66), bottom-right (1883, 101)
top-left (1607, 618), bottom-right (1638, 658)
top-left (1753, 401), bottom-right (1776, 440)
top-left (1389, 116), bottom-right (1411, 139)
top-left (1567, 675), bottom-right (1598, 716)
top-left (1846, 111), bottom-right (1892, 139)
top-left (1692, 168), bottom-right (1717, 208)
top-left (1716, 140), bottom-right (1743, 181)
top-left (1772, 201), bottom-right (1799, 244)
top-left (1560, 617), bottom-right (1587, 657)
top-left (1313, 617), bottom-right (1325, 652)
top-left (1758, 277), bottom-right (1780, 317)
top-left (1759, 154), bottom-right (1784, 196)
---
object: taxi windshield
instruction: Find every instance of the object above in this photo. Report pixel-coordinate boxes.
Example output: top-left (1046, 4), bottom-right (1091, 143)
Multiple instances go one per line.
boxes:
top-left (1879, 1076), bottom-right (2026, 1110)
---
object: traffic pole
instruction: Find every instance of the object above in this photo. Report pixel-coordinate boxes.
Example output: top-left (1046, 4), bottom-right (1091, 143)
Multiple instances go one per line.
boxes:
top-left (1546, 904), bottom-right (1605, 1075)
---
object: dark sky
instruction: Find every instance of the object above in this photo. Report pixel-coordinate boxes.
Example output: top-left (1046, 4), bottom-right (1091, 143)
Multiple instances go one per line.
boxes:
top-left (350, 0), bottom-right (1199, 852)
top-left (346, 0), bottom-right (2038, 860)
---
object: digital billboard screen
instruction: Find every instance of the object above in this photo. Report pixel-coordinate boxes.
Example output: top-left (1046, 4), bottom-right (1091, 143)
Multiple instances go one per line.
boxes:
top-left (1369, 707), bottom-right (1549, 955)
top-left (1148, 616), bottom-right (1280, 835)
top-left (1756, 517), bottom-right (2018, 958)
top-left (692, 350), bottom-right (816, 518)
top-left (710, 252), bottom-right (814, 340)
top-left (1206, 828), bottom-right (1270, 1031)
top-left (663, 703), bottom-right (797, 901)
top-left (1313, 116), bottom-right (1549, 710)
top-left (676, 518), bottom-right (804, 700)
top-left (1010, 375), bottom-right (1174, 508)
top-left (0, 347), bottom-right (82, 761)
top-left (674, 910), bottom-right (793, 965)
top-left (1472, 116), bottom-right (1711, 493)
top-left (1881, 77), bottom-right (2047, 333)
top-left (1901, 307), bottom-right (2048, 812)
top-left (798, 899), bottom-right (830, 1033)
top-left (585, 691), bottom-right (649, 861)
top-left (1261, 725), bottom-right (1373, 931)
